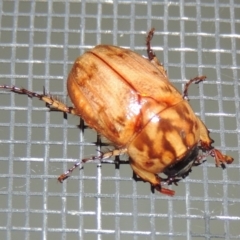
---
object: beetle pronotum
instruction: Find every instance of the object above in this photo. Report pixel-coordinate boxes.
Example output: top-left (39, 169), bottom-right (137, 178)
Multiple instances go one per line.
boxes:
top-left (0, 28), bottom-right (233, 196)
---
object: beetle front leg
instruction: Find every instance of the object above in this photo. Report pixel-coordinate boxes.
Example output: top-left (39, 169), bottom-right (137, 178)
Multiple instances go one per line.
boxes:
top-left (146, 28), bottom-right (156, 61)
top-left (197, 118), bottom-right (234, 167)
top-left (208, 148), bottom-right (234, 167)
top-left (130, 162), bottom-right (175, 196)
top-left (182, 76), bottom-right (206, 100)
top-left (0, 85), bottom-right (78, 115)
top-left (58, 148), bottom-right (127, 182)
top-left (146, 28), bottom-right (167, 78)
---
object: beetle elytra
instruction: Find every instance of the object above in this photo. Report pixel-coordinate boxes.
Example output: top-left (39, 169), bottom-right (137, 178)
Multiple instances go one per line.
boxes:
top-left (0, 28), bottom-right (233, 196)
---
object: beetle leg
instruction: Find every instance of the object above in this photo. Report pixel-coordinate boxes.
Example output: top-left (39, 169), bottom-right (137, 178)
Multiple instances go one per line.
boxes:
top-left (130, 163), bottom-right (175, 196)
top-left (58, 161), bottom-right (82, 183)
top-left (82, 148), bottom-right (128, 164)
top-left (208, 148), bottom-right (234, 167)
top-left (146, 28), bottom-right (156, 61)
top-left (182, 76), bottom-right (207, 100)
top-left (146, 28), bottom-right (168, 78)
top-left (197, 118), bottom-right (234, 167)
top-left (58, 148), bottom-right (127, 182)
top-left (0, 85), bottom-right (78, 115)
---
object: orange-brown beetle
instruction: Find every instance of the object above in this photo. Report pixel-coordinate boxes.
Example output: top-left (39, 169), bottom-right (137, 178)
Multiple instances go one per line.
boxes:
top-left (0, 28), bottom-right (233, 196)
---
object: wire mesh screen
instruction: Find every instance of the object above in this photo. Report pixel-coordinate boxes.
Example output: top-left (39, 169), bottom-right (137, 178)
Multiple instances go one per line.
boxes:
top-left (0, 1), bottom-right (239, 239)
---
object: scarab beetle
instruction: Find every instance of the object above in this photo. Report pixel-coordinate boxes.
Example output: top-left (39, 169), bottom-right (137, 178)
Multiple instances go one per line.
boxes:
top-left (0, 28), bottom-right (233, 195)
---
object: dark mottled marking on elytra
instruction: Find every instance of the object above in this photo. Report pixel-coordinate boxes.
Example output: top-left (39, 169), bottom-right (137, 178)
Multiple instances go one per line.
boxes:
top-left (184, 117), bottom-right (194, 130)
top-left (186, 118), bottom-right (195, 132)
top-left (102, 45), bottom-right (129, 59)
top-left (145, 161), bottom-right (155, 168)
top-left (173, 103), bottom-right (196, 131)
top-left (164, 85), bottom-right (173, 92)
top-left (74, 59), bottom-right (98, 85)
top-left (115, 115), bottom-right (126, 127)
top-left (116, 51), bottom-right (126, 59)
top-left (91, 46), bottom-right (142, 95)
top-left (174, 102), bottom-right (190, 117)
top-left (194, 119), bottom-right (199, 131)
top-left (133, 128), bottom-right (152, 152)
top-left (159, 136), bottom-right (176, 160)
top-left (73, 64), bottom-right (89, 86)
top-left (141, 119), bottom-right (177, 161)
top-left (155, 117), bottom-right (172, 134)
top-left (152, 70), bottom-right (160, 76)
top-left (98, 45), bottom-right (113, 54)
top-left (180, 130), bottom-right (186, 139)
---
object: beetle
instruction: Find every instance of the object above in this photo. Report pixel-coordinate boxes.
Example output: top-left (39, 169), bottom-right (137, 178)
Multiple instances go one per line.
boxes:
top-left (0, 28), bottom-right (233, 196)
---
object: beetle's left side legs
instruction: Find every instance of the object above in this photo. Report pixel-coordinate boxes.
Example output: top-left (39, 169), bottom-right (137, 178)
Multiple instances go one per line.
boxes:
top-left (0, 85), bottom-right (78, 115)
top-left (58, 148), bottom-right (127, 182)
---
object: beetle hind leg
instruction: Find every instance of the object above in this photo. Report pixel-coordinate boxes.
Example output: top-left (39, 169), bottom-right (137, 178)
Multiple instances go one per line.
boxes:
top-left (131, 163), bottom-right (175, 196)
top-left (0, 85), bottom-right (78, 115)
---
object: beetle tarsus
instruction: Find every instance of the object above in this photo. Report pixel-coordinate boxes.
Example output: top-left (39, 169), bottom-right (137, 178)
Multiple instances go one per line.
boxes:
top-left (58, 174), bottom-right (70, 183)
top-left (146, 28), bottom-right (156, 61)
top-left (208, 148), bottom-right (234, 167)
top-left (163, 177), bottom-right (182, 186)
top-left (154, 184), bottom-right (175, 196)
top-left (183, 76), bottom-right (207, 100)
top-left (58, 161), bottom-right (83, 183)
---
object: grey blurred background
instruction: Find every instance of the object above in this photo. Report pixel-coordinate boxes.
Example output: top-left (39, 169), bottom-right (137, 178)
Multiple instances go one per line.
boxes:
top-left (0, 1), bottom-right (239, 240)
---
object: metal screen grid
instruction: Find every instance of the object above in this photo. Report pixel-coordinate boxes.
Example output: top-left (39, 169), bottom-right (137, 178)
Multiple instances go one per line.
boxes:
top-left (0, 1), bottom-right (239, 240)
